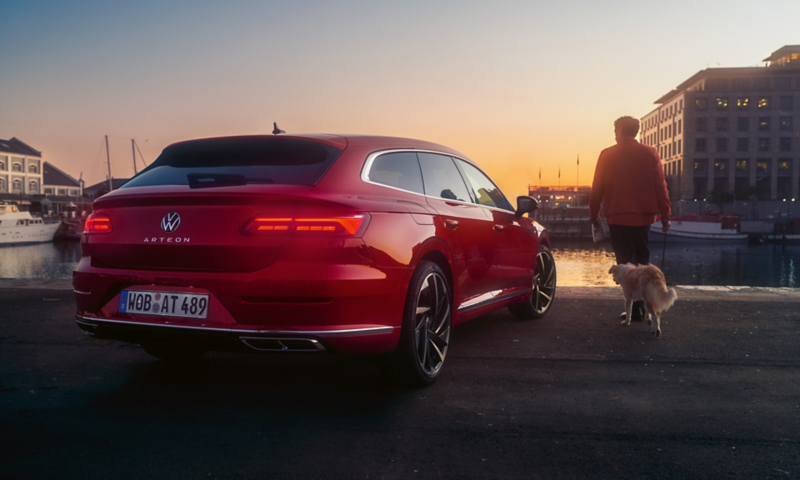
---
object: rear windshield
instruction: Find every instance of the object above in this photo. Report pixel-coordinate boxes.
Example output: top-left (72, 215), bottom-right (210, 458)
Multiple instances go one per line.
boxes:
top-left (122, 137), bottom-right (342, 189)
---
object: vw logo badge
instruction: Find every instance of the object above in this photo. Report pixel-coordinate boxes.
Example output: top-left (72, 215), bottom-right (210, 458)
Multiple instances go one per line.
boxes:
top-left (161, 212), bottom-right (181, 234)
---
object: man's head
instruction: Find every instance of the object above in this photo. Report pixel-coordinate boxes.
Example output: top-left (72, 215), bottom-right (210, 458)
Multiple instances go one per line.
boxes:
top-left (614, 116), bottom-right (640, 140)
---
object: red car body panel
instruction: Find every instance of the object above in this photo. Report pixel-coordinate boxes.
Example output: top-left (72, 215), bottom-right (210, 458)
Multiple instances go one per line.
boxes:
top-left (73, 134), bottom-right (548, 353)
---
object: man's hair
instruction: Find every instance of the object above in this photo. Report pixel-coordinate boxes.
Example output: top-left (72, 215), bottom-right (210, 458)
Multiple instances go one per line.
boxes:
top-left (614, 116), bottom-right (640, 137)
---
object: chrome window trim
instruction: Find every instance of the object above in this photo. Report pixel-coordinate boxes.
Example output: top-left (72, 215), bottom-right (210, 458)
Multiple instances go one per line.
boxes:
top-left (360, 149), bottom-right (516, 215)
top-left (76, 315), bottom-right (394, 337)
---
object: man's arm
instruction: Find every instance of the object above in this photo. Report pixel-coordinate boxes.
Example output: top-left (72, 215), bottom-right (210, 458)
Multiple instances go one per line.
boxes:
top-left (652, 150), bottom-right (672, 232)
top-left (589, 152), bottom-right (605, 224)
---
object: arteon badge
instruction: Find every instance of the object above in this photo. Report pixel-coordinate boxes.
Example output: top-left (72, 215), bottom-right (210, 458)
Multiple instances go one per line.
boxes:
top-left (161, 212), bottom-right (181, 234)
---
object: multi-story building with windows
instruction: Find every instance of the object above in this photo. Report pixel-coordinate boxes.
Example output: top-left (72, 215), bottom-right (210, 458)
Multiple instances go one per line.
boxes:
top-left (0, 137), bottom-right (43, 197)
top-left (641, 45), bottom-right (800, 217)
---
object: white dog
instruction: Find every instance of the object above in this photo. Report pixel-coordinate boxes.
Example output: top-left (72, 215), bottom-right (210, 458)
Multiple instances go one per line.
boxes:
top-left (608, 264), bottom-right (677, 338)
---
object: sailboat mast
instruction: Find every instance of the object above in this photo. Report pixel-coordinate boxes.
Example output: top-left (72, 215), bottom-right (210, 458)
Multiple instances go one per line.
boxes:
top-left (131, 139), bottom-right (138, 175)
top-left (105, 135), bottom-right (113, 191)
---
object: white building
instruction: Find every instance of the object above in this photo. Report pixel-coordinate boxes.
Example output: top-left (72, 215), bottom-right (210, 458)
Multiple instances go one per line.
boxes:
top-left (0, 137), bottom-right (43, 196)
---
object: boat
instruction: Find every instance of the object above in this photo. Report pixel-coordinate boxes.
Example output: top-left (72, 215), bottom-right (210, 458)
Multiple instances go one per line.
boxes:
top-left (649, 214), bottom-right (747, 242)
top-left (0, 203), bottom-right (61, 245)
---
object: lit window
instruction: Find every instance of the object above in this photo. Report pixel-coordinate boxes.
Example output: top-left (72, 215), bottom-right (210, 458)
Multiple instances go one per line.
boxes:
top-left (778, 160), bottom-right (790, 171)
top-left (714, 160), bottom-right (727, 171)
top-left (694, 160), bottom-right (707, 173)
top-left (756, 160), bottom-right (768, 173)
top-left (695, 98), bottom-right (708, 110)
top-left (780, 116), bottom-right (793, 131)
top-left (758, 97), bottom-right (770, 109)
top-left (758, 117), bottom-right (770, 131)
top-left (735, 160), bottom-right (748, 171)
top-left (737, 97), bottom-right (750, 108)
top-left (716, 97), bottom-right (728, 108)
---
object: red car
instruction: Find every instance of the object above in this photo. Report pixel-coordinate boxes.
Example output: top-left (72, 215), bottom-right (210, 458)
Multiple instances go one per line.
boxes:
top-left (73, 134), bottom-right (556, 385)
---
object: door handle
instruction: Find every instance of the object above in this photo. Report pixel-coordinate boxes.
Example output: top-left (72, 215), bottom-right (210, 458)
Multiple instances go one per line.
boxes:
top-left (494, 224), bottom-right (505, 232)
top-left (445, 219), bottom-right (459, 230)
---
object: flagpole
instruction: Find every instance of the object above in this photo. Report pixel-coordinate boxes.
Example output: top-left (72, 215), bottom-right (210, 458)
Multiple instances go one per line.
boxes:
top-left (576, 154), bottom-right (580, 207)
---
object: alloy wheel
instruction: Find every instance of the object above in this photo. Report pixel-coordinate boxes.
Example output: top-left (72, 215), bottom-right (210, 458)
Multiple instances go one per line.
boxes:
top-left (413, 272), bottom-right (451, 377)
top-left (531, 249), bottom-right (556, 315)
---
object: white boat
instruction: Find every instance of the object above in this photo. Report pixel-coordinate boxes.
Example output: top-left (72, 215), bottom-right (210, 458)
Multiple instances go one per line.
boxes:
top-left (0, 203), bottom-right (60, 245)
top-left (649, 217), bottom-right (747, 242)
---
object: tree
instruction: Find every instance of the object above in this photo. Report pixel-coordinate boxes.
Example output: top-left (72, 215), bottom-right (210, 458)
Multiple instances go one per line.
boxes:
top-left (708, 189), bottom-right (733, 214)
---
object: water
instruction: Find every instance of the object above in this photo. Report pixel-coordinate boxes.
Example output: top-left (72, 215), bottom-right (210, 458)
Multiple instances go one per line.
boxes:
top-left (0, 240), bottom-right (798, 287)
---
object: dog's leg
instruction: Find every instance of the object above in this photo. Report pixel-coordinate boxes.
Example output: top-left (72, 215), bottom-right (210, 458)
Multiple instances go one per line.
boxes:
top-left (652, 312), bottom-right (662, 338)
top-left (622, 296), bottom-right (633, 326)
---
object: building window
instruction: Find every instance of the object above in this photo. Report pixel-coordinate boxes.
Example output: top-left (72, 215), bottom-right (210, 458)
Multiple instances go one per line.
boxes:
top-left (0, 179), bottom-right (4, 191)
top-left (736, 138), bottom-right (749, 152)
top-left (680, 100), bottom-right (684, 110)
top-left (69, 189), bottom-right (79, 196)
top-left (694, 160), bottom-right (708, 173)
top-left (695, 98), bottom-right (708, 110)
top-left (758, 138), bottom-right (770, 152)
top-left (753, 78), bottom-right (770, 90)
top-left (779, 95), bottom-right (794, 110)
top-left (716, 138), bottom-right (728, 152)
top-left (716, 97), bottom-right (728, 109)
top-left (57, 188), bottom-right (67, 195)
top-left (735, 159), bottom-right (748, 172)
top-left (737, 117), bottom-right (749, 131)
top-left (678, 139), bottom-right (682, 154)
top-left (28, 181), bottom-right (38, 193)
top-left (733, 78), bottom-right (750, 90)
top-left (714, 160), bottom-right (727, 172)
top-left (12, 179), bottom-right (22, 192)
top-left (716, 118), bottom-right (729, 131)
top-left (758, 97), bottom-right (770, 109)
top-left (775, 77), bottom-right (792, 89)
top-left (695, 138), bottom-right (707, 152)
top-left (678, 119), bottom-right (682, 134)
top-left (756, 160), bottom-right (769, 173)
top-left (28, 164), bottom-right (38, 174)
top-left (696, 118), bottom-right (708, 132)
top-left (12, 163), bottom-right (22, 172)
top-left (758, 117), bottom-right (771, 131)
top-left (780, 137), bottom-right (792, 152)
top-left (44, 188), bottom-right (54, 195)
top-left (736, 97), bottom-right (750, 108)
top-left (778, 160), bottom-right (790, 171)
top-left (780, 116), bottom-right (793, 130)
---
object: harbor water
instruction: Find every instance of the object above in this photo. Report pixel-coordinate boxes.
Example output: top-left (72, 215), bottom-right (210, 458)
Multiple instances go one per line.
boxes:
top-left (1, 240), bottom-right (799, 288)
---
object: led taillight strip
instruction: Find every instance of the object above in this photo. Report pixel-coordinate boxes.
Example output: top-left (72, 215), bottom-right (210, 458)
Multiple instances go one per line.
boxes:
top-left (248, 216), bottom-right (364, 235)
top-left (84, 214), bottom-right (112, 234)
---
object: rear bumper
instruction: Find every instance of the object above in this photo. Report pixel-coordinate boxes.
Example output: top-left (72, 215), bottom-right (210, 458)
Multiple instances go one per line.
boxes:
top-left (76, 314), bottom-right (396, 353)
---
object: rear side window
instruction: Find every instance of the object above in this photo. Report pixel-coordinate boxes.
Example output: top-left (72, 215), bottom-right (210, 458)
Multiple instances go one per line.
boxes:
top-left (368, 152), bottom-right (424, 194)
top-left (417, 153), bottom-right (472, 202)
top-left (457, 160), bottom-right (514, 211)
top-left (122, 138), bottom-right (342, 188)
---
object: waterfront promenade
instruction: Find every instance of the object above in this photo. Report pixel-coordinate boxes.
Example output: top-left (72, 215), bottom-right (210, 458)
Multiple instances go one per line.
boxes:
top-left (1, 283), bottom-right (799, 479)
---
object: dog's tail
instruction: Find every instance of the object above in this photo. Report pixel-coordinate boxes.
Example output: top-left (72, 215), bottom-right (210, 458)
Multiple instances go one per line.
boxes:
top-left (646, 282), bottom-right (678, 313)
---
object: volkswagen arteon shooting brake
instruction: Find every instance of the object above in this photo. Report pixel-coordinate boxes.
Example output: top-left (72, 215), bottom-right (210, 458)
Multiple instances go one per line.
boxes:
top-left (74, 134), bottom-right (556, 385)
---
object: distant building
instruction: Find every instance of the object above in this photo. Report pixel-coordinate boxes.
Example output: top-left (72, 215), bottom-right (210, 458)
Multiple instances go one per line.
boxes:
top-left (0, 137), bottom-right (43, 199)
top-left (640, 45), bottom-right (800, 217)
top-left (83, 178), bottom-right (129, 199)
top-left (528, 185), bottom-right (591, 208)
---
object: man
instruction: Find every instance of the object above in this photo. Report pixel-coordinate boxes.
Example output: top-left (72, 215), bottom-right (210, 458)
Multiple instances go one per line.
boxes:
top-left (590, 116), bottom-right (672, 321)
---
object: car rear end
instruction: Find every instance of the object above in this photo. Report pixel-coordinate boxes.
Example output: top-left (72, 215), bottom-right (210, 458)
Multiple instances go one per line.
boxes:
top-left (73, 135), bottom-right (405, 354)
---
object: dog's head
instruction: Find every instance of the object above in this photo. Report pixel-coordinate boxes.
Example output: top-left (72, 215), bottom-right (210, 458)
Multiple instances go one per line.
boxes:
top-left (608, 264), bottom-right (633, 284)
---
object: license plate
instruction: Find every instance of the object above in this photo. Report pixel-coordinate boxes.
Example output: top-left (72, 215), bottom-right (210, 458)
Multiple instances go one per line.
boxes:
top-left (119, 290), bottom-right (209, 319)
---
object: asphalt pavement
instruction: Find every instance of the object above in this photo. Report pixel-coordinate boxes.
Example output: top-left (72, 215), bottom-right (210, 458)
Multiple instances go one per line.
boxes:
top-left (1, 284), bottom-right (799, 479)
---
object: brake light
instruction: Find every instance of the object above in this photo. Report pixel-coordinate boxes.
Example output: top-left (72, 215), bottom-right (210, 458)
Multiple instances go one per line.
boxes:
top-left (242, 215), bottom-right (366, 236)
top-left (84, 214), bottom-right (112, 234)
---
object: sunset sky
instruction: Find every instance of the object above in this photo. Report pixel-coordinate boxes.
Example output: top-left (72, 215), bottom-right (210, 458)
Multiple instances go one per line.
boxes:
top-left (1, 1), bottom-right (798, 198)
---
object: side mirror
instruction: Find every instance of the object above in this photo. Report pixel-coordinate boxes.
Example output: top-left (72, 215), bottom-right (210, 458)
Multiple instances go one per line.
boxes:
top-left (515, 196), bottom-right (539, 218)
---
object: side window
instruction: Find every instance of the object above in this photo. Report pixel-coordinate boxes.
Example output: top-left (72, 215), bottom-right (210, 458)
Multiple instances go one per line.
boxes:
top-left (417, 152), bottom-right (471, 202)
top-left (457, 160), bottom-right (514, 212)
top-left (368, 152), bottom-right (424, 194)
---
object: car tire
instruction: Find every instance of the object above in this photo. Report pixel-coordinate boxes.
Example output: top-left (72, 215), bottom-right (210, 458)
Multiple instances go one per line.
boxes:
top-left (140, 341), bottom-right (207, 363)
top-left (380, 260), bottom-right (452, 387)
top-left (508, 245), bottom-right (557, 320)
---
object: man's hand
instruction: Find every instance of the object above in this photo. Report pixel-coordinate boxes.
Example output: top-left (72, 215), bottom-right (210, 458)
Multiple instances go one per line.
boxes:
top-left (591, 218), bottom-right (600, 229)
top-left (662, 220), bottom-right (671, 233)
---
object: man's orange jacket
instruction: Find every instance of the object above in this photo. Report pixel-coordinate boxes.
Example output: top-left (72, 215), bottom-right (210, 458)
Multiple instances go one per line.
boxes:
top-left (589, 136), bottom-right (671, 226)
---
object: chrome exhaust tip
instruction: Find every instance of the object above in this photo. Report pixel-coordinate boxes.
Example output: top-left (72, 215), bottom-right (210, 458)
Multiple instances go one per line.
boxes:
top-left (240, 337), bottom-right (325, 352)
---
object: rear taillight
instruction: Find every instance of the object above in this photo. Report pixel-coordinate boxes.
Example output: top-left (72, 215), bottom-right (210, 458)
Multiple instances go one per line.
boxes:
top-left (242, 215), bottom-right (366, 236)
top-left (84, 214), bottom-right (112, 234)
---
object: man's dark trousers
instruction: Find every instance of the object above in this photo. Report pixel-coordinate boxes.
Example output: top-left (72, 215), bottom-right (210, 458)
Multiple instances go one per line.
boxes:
top-left (608, 224), bottom-right (650, 320)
